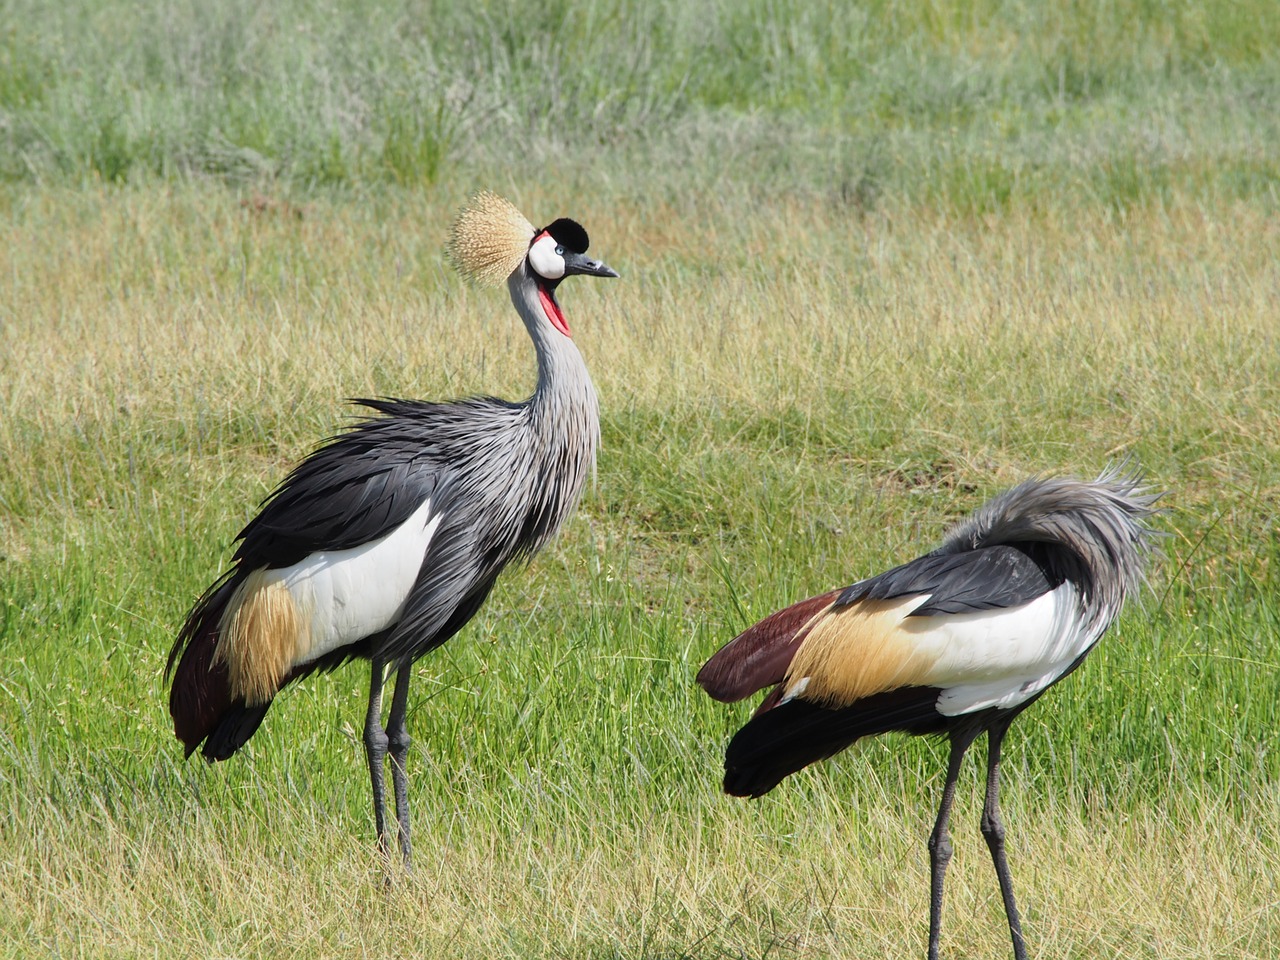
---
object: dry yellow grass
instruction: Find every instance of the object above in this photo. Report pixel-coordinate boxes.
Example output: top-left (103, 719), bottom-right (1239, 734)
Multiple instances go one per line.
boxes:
top-left (4, 782), bottom-right (1276, 958)
top-left (4, 185), bottom-right (1276, 431)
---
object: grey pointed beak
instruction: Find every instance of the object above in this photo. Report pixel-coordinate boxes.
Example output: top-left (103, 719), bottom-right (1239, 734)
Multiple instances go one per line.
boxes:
top-left (563, 250), bottom-right (619, 279)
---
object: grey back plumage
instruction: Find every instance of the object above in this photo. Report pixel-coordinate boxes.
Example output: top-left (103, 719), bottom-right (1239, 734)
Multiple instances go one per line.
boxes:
top-left (839, 466), bottom-right (1162, 618)
top-left (935, 464), bottom-right (1163, 626)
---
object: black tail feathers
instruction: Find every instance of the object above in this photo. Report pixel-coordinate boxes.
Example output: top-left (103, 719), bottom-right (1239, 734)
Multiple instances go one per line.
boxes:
top-left (724, 687), bottom-right (947, 798)
top-left (202, 700), bottom-right (274, 761)
top-left (168, 568), bottom-right (272, 761)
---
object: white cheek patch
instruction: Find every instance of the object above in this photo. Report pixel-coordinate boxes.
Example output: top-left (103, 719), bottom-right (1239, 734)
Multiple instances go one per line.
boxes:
top-left (528, 234), bottom-right (566, 280)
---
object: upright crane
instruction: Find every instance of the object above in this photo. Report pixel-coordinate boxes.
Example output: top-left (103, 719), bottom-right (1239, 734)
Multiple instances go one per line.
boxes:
top-left (698, 468), bottom-right (1160, 959)
top-left (166, 193), bottom-right (618, 867)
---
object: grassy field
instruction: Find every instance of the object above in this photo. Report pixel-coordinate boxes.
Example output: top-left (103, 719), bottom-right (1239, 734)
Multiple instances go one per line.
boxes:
top-left (2, 2), bottom-right (1279, 958)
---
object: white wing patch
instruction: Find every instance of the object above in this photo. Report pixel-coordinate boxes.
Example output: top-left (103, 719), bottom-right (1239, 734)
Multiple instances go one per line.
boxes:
top-left (779, 675), bottom-right (810, 705)
top-left (263, 498), bottom-right (441, 667)
top-left (906, 583), bottom-right (1102, 715)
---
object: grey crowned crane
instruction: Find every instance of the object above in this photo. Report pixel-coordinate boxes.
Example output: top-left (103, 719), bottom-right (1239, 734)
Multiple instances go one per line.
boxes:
top-left (697, 468), bottom-right (1161, 960)
top-left (166, 193), bottom-right (618, 867)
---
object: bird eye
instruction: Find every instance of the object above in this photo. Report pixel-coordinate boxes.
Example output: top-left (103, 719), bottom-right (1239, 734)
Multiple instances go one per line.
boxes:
top-left (555, 245), bottom-right (564, 256)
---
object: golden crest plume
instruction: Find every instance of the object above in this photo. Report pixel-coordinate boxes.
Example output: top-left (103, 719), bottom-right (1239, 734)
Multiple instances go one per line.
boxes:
top-left (448, 192), bottom-right (536, 286)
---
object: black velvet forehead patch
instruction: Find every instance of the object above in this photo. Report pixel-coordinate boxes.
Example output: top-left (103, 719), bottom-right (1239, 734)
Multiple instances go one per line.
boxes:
top-left (539, 217), bottom-right (590, 253)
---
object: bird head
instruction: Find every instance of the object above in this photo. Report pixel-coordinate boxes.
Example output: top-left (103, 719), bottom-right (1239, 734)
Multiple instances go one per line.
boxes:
top-left (449, 192), bottom-right (618, 337)
top-left (526, 217), bottom-right (619, 284)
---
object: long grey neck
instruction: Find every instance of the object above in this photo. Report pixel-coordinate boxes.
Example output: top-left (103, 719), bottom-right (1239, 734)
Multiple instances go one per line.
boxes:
top-left (507, 264), bottom-right (600, 462)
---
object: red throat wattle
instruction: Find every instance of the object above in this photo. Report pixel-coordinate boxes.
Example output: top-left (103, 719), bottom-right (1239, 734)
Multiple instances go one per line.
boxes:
top-left (538, 286), bottom-right (572, 337)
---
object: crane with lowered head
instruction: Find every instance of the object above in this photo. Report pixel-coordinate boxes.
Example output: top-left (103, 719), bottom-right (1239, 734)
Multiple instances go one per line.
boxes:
top-left (166, 192), bottom-right (618, 868)
top-left (698, 467), bottom-right (1161, 960)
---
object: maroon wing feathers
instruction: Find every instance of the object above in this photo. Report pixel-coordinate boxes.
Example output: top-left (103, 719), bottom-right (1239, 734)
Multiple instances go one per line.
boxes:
top-left (167, 573), bottom-right (239, 757)
top-left (695, 589), bottom-right (840, 702)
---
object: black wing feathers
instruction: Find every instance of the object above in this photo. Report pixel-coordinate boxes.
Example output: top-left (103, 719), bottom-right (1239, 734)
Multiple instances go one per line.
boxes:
top-left (837, 543), bottom-right (1060, 616)
top-left (231, 400), bottom-right (466, 568)
top-left (724, 687), bottom-right (949, 798)
top-left (719, 544), bottom-right (1064, 798)
top-left (219, 395), bottom-right (529, 650)
top-left (203, 701), bottom-right (273, 761)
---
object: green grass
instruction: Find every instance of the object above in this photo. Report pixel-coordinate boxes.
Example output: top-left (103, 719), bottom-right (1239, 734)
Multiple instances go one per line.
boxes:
top-left (2, 1), bottom-right (1279, 957)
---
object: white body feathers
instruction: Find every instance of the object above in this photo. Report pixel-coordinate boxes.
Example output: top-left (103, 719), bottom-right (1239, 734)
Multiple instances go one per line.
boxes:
top-left (918, 584), bottom-right (1100, 714)
top-left (260, 498), bottom-right (441, 667)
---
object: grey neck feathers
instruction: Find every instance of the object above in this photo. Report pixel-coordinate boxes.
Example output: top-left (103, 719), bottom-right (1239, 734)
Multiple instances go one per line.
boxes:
top-left (937, 467), bottom-right (1162, 616)
top-left (508, 263), bottom-right (600, 440)
top-left (502, 263), bottom-right (600, 552)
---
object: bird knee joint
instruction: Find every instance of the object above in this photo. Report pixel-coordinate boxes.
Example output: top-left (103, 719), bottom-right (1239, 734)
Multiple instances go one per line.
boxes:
top-left (928, 833), bottom-right (953, 862)
top-left (388, 729), bottom-right (411, 753)
top-left (364, 726), bottom-right (389, 756)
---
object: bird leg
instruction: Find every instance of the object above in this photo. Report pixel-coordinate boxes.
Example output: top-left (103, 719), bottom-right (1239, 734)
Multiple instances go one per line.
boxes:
top-left (927, 727), bottom-right (980, 960)
top-left (385, 663), bottom-right (415, 871)
top-left (981, 717), bottom-right (1027, 960)
top-left (363, 658), bottom-right (394, 864)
